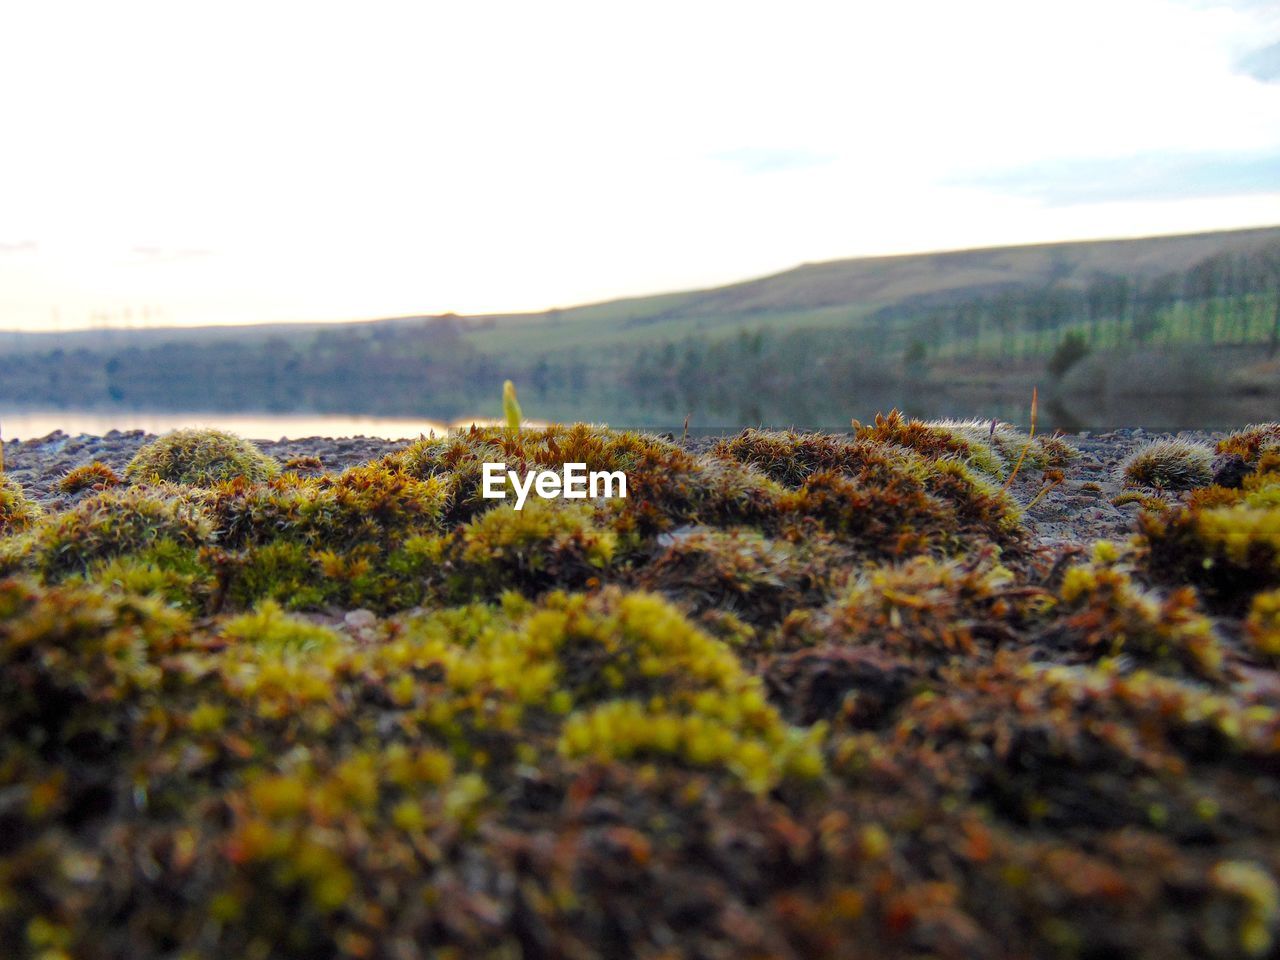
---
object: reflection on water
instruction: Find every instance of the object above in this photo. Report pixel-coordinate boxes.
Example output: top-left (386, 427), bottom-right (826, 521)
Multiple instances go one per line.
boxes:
top-left (0, 390), bottom-right (1272, 441)
top-left (0, 410), bottom-right (530, 442)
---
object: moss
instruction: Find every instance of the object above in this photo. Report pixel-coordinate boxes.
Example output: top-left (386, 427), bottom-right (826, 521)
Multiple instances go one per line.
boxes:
top-left (782, 461), bottom-right (1024, 560)
top-left (1041, 564), bottom-right (1225, 681)
top-left (220, 600), bottom-right (343, 654)
top-left (1217, 422), bottom-right (1280, 464)
top-left (385, 424), bottom-right (686, 524)
top-left (126, 428), bottom-right (279, 486)
top-left (0, 475), bottom-right (41, 533)
top-left (6, 421), bottom-right (1280, 960)
top-left (885, 656), bottom-right (1277, 836)
top-left (211, 465), bottom-right (448, 550)
top-left (543, 590), bottom-right (825, 791)
top-left (635, 527), bottom-right (837, 628)
top-left (0, 577), bottom-right (190, 753)
top-left (1244, 589), bottom-right (1280, 661)
top-left (1113, 490), bottom-right (1172, 511)
top-left (81, 539), bottom-right (214, 610)
top-left (446, 500), bottom-right (616, 599)
top-left (715, 428), bottom-right (920, 487)
top-left (56, 462), bottom-right (123, 494)
top-left (777, 554), bottom-right (1042, 661)
top-left (29, 485), bottom-right (216, 580)
top-left (1117, 438), bottom-right (1215, 490)
top-left (1140, 504), bottom-right (1280, 613)
top-left (282, 454), bottom-right (323, 472)
top-left (850, 412), bottom-right (1075, 479)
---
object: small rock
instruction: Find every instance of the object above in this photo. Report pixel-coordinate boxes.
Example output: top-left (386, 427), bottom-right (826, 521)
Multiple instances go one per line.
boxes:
top-left (345, 609), bottom-right (378, 630)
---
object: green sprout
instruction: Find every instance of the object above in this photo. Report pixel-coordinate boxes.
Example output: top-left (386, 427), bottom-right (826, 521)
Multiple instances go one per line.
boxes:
top-left (502, 379), bottom-right (523, 432)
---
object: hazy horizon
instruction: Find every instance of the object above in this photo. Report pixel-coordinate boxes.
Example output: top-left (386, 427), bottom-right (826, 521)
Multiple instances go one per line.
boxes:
top-left (2, 0), bottom-right (1279, 333)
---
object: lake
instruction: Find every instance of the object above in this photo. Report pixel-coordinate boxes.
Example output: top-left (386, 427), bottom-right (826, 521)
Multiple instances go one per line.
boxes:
top-left (1, 390), bottom-right (1274, 441)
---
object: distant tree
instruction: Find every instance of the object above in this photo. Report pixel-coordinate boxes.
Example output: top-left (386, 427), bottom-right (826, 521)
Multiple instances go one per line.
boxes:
top-left (1047, 331), bottom-right (1090, 380)
top-left (904, 339), bottom-right (928, 377)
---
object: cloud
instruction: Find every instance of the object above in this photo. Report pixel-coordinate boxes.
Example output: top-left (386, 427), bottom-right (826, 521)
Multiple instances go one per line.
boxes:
top-left (952, 152), bottom-right (1280, 205)
top-left (712, 148), bottom-right (835, 175)
top-left (1237, 40), bottom-right (1280, 83)
top-left (0, 240), bottom-right (37, 255)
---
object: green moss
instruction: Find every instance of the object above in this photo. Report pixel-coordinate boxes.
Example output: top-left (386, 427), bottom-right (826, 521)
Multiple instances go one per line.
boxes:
top-left (0, 475), bottom-right (41, 533)
top-left (1140, 503), bottom-right (1280, 612)
top-left (849, 411), bottom-right (1075, 479)
top-left (0, 577), bottom-right (190, 752)
top-left (220, 600), bottom-right (343, 654)
top-left (1244, 589), bottom-right (1280, 661)
top-left (126, 428), bottom-right (279, 486)
top-left (81, 539), bottom-right (214, 611)
top-left (30, 485), bottom-right (215, 580)
top-left (447, 500), bottom-right (616, 598)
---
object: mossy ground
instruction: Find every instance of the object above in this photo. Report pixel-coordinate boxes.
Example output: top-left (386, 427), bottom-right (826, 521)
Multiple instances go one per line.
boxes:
top-left (2, 419), bottom-right (1280, 959)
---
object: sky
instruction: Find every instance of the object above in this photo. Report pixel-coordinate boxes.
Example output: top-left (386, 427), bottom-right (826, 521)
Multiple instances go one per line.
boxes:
top-left (1, 0), bottom-right (1279, 331)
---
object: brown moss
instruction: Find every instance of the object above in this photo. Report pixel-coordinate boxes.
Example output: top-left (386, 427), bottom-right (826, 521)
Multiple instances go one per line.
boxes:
top-left (1038, 564), bottom-right (1225, 681)
top-left (634, 527), bottom-right (838, 628)
top-left (56, 462), bottom-right (123, 494)
top-left (1217, 422), bottom-right (1280, 464)
top-left (776, 553), bottom-right (1043, 661)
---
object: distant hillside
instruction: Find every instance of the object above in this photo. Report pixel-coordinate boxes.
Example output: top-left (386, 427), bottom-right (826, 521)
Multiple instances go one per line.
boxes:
top-left (454, 225), bottom-right (1280, 356)
top-left (2, 225), bottom-right (1279, 430)
top-left (2, 226), bottom-right (1278, 358)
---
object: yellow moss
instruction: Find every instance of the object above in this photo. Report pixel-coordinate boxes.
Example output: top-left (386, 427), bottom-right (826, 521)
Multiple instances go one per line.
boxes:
top-left (220, 600), bottom-right (343, 654)
top-left (1245, 589), bottom-right (1280, 660)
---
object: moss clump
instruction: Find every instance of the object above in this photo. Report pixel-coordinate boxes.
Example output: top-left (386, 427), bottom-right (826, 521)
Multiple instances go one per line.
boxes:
top-left (0, 577), bottom-right (190, 753)
top-left (850, 411), bottom-right (1075, 479)
top-left (765, 644), bottom-right (917, 727)
top-left (545, 590), bottom-right (825, 791)
top-left (81, 539), bottom-right (214, 610)
top-left (201, 465), bottom-right (449, 612)
top-left (635, 527), bottom-right (837, 628)
top-left (282, 454), bottom-right (323, 472)
top-left (1140, 504), bottom-right (1280, 613)
top-left (220, 600), bottom-right (343, 654)
top-left (783, 459), bottom-right (1024, 560)
top-left (126, 428), bottom-right (279, 486)
top-left (28, 486), bottom-right (215, 580)
top-left (56, 461), bottom-right (123, 494)
top-left (1113, 490), bottom-right (1172, 511)
top-left (385, 424), bottom-right (687, 524)
top-left (1118, 438), bottom-right (1215, 490)
top-left (1217, 422), bottom-right (1280, 464)
top-left (778, 554), bottom-right (1041, 661)
top-left (714, 429), bottom-right (899, 486)
top-left (446, 500), bottom-right (616, 598)
top-left (1040, 564), bottom-right (1225, 681)
top-left (1244, 589), bottom-right (1280, 661)
top-left (212, 464), bottom-right (448, 550)
top-left (884, 655), bottom-right (1277, 836)
top-left (0, 475), bottom-right (41, 533)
